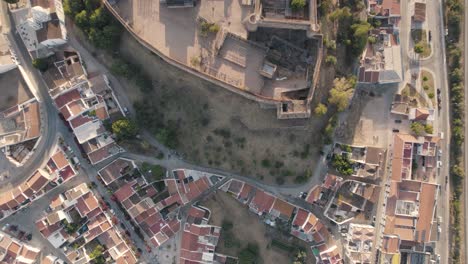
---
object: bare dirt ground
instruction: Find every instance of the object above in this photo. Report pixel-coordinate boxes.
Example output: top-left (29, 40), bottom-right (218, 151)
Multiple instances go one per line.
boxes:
top-left (335, 85), bottom-right (397, 148)
top-left (115, 31), bottom-right (330, 185)
top-left (67, 13), bottom-right (334, 185)
top-left (201, 192), bottom-right (314, 264)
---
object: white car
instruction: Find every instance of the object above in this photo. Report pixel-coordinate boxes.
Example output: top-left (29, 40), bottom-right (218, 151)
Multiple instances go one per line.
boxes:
top-left (437, 161), bottom-right (442, 168)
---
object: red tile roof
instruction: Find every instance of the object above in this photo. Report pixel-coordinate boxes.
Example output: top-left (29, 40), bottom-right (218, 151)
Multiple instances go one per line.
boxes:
top-left (54, 89), bottom-right (81, 109)
top-left (249, 190), bottom-right (275, 214)
top-left (114, 181), bottom-right (136, 202)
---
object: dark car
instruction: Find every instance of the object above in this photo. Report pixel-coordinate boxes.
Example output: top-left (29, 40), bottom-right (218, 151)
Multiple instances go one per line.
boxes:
top-left (392, 129), bottom-right (399, 133)
top-left (394, 119), bottom-right (402, 123)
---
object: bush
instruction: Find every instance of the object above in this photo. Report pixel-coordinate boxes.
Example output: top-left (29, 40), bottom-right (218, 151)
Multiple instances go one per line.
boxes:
top-left (414, 43), bottom-right (425, 54)
top-left (328, 77), bottom-right (356, 111)
top-left (112, 118), bottom-right (138, 140)
top-left (32, 58), bottom-right (49, 72)
top-left (410, 122), bottom-right (425, 136)
top-left (291, 0), bottom-right (306, 10)
top-left (155, 127), bottom-right (178, 148)
top-left (331, 154), bottom-right (354, 176)
top-left (424, 124), bottom-right (433, 134)
top-left (325, 55), bottom-right (337, 65)
top-left (111, 59), bottom-right (133, 78)
top-left (261, 159), bottom-right (271, 168)
top-left (428, 92), bottom-right (434, 99)
top-left (314, 103), bottom-right (327, 116)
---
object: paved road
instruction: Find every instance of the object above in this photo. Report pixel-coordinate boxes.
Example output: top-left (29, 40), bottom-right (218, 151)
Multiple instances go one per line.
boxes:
top-left (400, 0), bottom-right (451, 261)
top-left (0, 2), bottom-right (60, 192)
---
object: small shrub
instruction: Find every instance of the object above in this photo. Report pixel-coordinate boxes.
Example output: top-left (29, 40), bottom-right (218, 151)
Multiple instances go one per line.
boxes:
top-left (291, 0), bottom-right (306, 11)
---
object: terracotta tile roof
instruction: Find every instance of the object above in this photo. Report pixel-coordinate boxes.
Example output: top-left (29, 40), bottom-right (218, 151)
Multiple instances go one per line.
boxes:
top-left (88, 142), bottom-right (119, 164)
top-left (114, 181), bottom-right (136, 202)
top-left (69, 114), bottom-right (93, 129)
top-left (54, 89), bottom-right (81, 109)
top-left (292, 208), bottom-right (309, 227)
top-left (271, 198), bottom-right (295, 220)
top-left (413, 2), bottom-right (426, 22)
top-left (26, 171), bottom-right (49, 192)
top-left (238, 184), bottom-right (253, 202)
top-left (23, 101), bottom-right (40, 140)
top-left (95, 105), bottom-right (109, 121)
top-left (99, 158), bottom-right (132, 185)
top-left (414, 183), bottom-right (437, 243)
top-left (52, 150), bottom-right (69, 169)
top-left (76, 192), bottom-right (99, 217)
top-left (249, 190), bottom-right (275, 214)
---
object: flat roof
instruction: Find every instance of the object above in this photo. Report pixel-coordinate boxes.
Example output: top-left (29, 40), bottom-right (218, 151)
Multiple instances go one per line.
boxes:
top-left (0, 68), bottom-right (34, 112)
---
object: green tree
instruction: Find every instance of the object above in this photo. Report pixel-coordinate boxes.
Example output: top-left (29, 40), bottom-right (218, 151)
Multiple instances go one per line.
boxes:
top-left (331, 154), bottom-right (354, 176)
top-left (410, 122), bottom-right (425, 136)
top-left (84, 0), bottom-right (100, 11)
top-left (110, 59), bottom-right (133, 78)
top-left (350, 21), bottom-right (372, 56)
top-left (75, 10), bottom-right (89, 29)
top-left (314, 103), bottom-right (328, 116)
top-left (291, 0), bottom-right (306, 11)
top-left (89, 7), bottom-right (110, 29)
top-left (325, 55), bottom-right (337, 65)
top-left (89, 245), bottom-right (105, 263)
top-left (424, 124), bottom-right (433, 134)
top-left (328, 77), bottom-right (356, 111)
top-left (414, 43), bottom-right (425, 54)
top-left (293, 250), bottom-right (307, 264)
top-left (112, 118), bottom-right (138, 140)
top-left (155, 127), bottom-right (178, 148)
top-left (450, 68), bottom-right (463, 84)
top-left (329, 7), bottom-right (351, 21)
top-left (63, 0), bottom-right (84, 17)
top-left (89, 24), bottom-right (121, 50)
top-left (32, 58), bottom-right (49, 72)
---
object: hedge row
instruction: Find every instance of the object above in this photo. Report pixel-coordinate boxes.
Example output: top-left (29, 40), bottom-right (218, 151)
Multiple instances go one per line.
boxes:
top-left (446, 0), bottom-right (464, 262)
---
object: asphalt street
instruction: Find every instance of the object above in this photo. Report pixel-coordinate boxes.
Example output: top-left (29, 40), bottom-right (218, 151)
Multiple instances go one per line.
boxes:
top-left (0, 2), bottom-right (58, 193)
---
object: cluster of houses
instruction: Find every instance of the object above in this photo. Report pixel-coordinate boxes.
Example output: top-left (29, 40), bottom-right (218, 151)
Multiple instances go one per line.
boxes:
top-left (9, 0), bottom-right (125, 166)
top-left (332, 143), bottom-right (387, 179)
top-left (0, 33), bottom-right (41, 166)
top-left (180, 205), bottom-right (237, 264)
top-left (324, 180), bottom-right (381, 225)
top-left (359, 0), bottom-right (402, 85)
top-left (9, 0), bottom-right (67, 59)
top-left (44, 50), bottom-right (124, 165)
top-left (98, 158), bottom-right (222, 250)
top-left (35, 183), bottom-right (138, 264)
top-left (219, 179), bottom-right (344, 264)
top-left (0, 141), bottom-right (77, 219)
top-left (0, 230), bottom-right (64, 264)
top-left (378, 133), bottom-right (441, 263)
